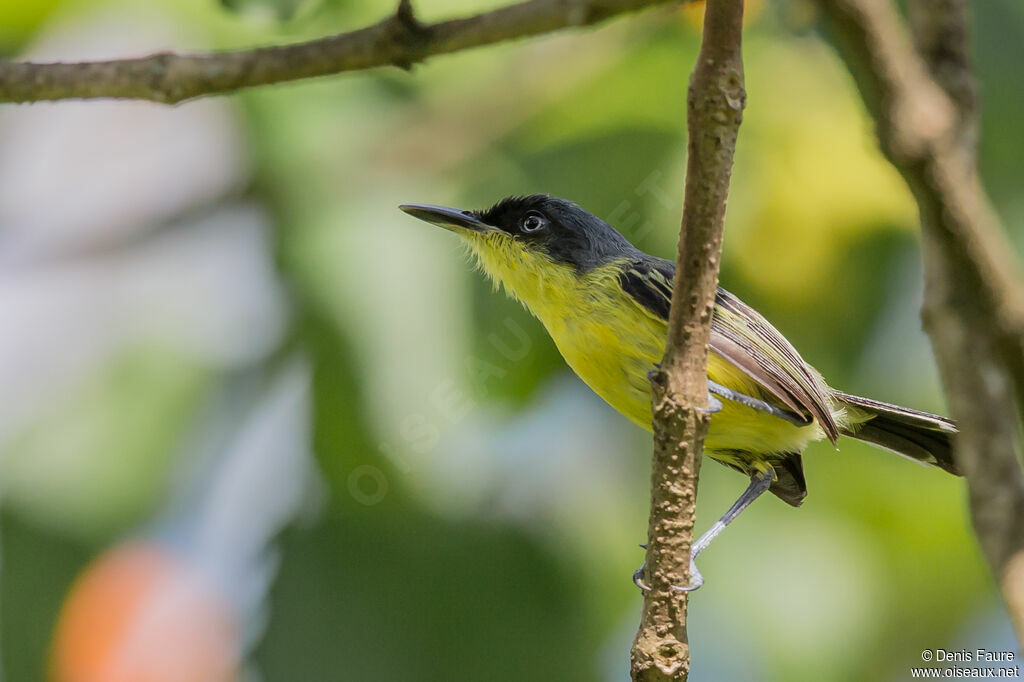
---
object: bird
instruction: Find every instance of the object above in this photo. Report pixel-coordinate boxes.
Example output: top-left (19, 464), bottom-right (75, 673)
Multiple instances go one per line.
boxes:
top-left (399, 194), bottom-right (959, 590)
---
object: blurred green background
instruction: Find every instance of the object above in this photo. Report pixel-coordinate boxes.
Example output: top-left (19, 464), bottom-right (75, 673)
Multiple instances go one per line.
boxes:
top-left (1, 0), bottom-right (1022, 680)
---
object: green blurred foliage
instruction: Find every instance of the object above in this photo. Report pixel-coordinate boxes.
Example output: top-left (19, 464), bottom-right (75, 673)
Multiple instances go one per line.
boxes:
top-left (1, 514), bottom-right (91, 682)
top-left (257, 515), bottom-right (596, 681)
top-left (3, 349), bottom-right (208, 539)
top-left (2, 0), bottom-right (1022, 680)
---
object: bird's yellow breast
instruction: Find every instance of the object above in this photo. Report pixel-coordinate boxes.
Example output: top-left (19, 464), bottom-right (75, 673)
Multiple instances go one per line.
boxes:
top-left (466, 235), bottom-right (823, 463)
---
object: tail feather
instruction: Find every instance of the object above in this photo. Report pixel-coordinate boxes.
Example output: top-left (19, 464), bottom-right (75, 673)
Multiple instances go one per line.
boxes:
top-left (834, 392), bottom-right (960, 476)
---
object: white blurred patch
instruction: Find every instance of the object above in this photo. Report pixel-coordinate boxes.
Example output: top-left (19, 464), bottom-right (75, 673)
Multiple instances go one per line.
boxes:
top-left (0, 11), bottom-right (246, 266)
top-left (419, 375), bottom-right (646, 537)
top-left (161, 361), bottom-right (318, 642)
top-left (0, 11), bottom-right (288, 537)
top-left (0, 205), bottom-right (289, 449)
top-left (703, 511), bottom-right (884, 672)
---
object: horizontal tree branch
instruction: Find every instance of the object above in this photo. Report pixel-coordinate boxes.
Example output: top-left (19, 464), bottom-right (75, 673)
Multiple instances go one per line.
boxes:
top-left (0, 0), bottom-right (679, 105)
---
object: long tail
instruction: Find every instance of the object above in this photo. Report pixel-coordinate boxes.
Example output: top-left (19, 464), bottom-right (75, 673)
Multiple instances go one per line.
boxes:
top-left (834, 392), bottom-right (960, 475)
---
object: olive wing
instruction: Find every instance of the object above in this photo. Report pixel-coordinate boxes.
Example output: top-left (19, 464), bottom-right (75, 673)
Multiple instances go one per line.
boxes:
top-left (617, 258), bottom-right (838, 442)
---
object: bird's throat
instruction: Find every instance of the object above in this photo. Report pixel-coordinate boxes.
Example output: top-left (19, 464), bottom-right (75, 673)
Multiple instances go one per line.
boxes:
top-left (463, 233), bottom-right (578, 317)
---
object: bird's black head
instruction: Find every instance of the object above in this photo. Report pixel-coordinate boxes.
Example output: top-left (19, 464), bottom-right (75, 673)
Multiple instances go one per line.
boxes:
top-left (400, 194), bottom-right (637, 272)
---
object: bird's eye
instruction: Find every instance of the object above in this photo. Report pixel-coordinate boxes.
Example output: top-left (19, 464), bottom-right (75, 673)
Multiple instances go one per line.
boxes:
top-left (521, 213), bottom-right (547, 233)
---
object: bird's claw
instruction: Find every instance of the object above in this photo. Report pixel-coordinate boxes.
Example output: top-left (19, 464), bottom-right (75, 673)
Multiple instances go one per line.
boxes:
top-left (633, 546), bottom-right (705, 593)
top-left (633, 544), bottom-right (650, 592)
top-left (697, 392), bottom-right (723, 415)
top-left (671, 558), bottom-right (705, 592)
top-left (643, 374), bottom-right (723, 416)
top-left (633, 563), bottom-right (651, 592)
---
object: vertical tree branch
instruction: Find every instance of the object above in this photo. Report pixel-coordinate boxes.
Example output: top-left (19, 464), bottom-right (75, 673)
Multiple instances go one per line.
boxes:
top-left (630, 1), bottom-right (745, 679)
top-left (815, 0), bottom-right (1024, 642)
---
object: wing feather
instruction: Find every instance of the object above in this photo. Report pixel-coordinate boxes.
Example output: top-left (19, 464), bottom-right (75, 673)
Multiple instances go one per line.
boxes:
top-left (618, 257), bottom-right (839, 442)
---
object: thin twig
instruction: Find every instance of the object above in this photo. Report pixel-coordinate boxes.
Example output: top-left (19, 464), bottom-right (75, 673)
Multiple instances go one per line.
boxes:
top-left (815, 0), bottom-right (1024, 643)
top-left (0, 0), bottom-right (680, 104)
top-left (630, 1), bottom-right (745, 679)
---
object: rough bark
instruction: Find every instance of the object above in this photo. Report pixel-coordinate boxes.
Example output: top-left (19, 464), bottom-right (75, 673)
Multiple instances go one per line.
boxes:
top-left (0, 0), bottom-right (683, 104)
top-left (631, 1), bottom-right (745, 679)
top-left (815, 0), bottom-right (1024, 642)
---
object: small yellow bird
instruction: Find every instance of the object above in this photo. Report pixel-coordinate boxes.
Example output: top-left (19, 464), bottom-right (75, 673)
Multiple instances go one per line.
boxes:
top-left (400, 194), bottom-right (958, 588)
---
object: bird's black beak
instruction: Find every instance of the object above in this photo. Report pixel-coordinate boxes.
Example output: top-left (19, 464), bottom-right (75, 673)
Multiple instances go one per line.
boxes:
top-left (399, 204), bottom-right (500, 234)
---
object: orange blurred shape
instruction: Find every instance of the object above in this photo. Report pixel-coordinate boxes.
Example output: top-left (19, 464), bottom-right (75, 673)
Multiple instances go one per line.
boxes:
top-left (680, 0), bottom-right (766, 27)
top-left (51, 543), bottom-right (240, 682)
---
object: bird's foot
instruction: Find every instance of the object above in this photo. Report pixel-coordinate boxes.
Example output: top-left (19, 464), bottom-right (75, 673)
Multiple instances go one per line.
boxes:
top-left (697, 392), bottom-right (723, 415)
top-left (645, 368), bottom-right (723, 415)
top-left (671, 557), bottom-right (705, 592)
top-left (633, 544), bottom-right (650, 592)
top-left (632, 545), bottom-right (705, 592)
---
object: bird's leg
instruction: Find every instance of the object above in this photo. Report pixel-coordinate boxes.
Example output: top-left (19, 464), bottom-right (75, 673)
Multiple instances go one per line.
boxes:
top-left (707, 380), bottom-right (808, 427)
top-left (633, 469), bottom-right (775, 592)
top-left (634, 371), bottom-right (782, 591)
top-left (673, 468), bottom-right (774, 592)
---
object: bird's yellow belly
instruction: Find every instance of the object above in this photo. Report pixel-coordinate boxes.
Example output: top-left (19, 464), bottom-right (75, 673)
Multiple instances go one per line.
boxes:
top-left (541, 300), bottom-right (822, 461)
